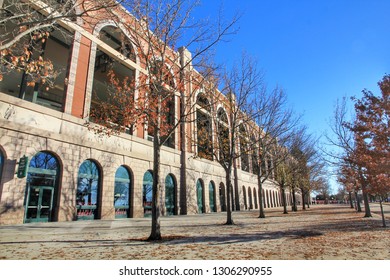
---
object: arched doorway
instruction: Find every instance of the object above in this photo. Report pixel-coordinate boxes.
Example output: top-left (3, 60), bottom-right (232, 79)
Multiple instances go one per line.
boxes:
top-left (209, 181), bottom-right (216, 212)
top-left (219, 182), bottom-right (226, 212)
top-left (266, 189), bottom-right (270, 208)
top-left (143, 171), bottom-right (153, 217)
top-left (253, 188), bottom-right (258, 209)
top-left (24, 151), bottom-right (60, 223)
top-left (114, 166), bottom-right (131, 218)
top-left (242, 186), bottom-right (247, 210)
top-left (248, 187), bottom-right (253, 209)
top-left (165, 174), bottom-right (176, 216)
top-left (76, 160), bottom-right (101, 220)
top-left (196, 179), bottom-right (204, 213)
top-left (273, 191), bottom-right (276, 207)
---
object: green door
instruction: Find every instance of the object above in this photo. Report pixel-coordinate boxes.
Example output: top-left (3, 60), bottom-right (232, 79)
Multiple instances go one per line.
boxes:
top-left (24, 152), bottom-right (60, 224)
top-left (209, 182), bottom-right (215, 212)
top-left (197, 180), bottom-right (203, 213)
top-left (25, 186), bottom-right (54, 223)
top-left (165, 175), bottom-right (175, 216)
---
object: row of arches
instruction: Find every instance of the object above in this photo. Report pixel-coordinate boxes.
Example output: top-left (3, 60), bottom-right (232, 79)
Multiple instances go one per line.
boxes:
top-left (242, 186), bottom-right (287, 210)
top-left (195, 93), bottom-right (275, 179)
top-left (0, 19), bottom-right (275, 179)
top-left (0, 147), bottom-right (286, 224)
top-left (91, 24), bottom-right (277, 178)
top-left (4, 149), bottom-right (223, 223)
top-left (16, 150), bottom-right (181, 222)
top-left (0, 18), bottom-right (274, 171)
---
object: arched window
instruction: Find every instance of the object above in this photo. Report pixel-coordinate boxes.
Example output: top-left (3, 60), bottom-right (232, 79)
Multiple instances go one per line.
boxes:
top-left (217, 107), bottom-right (228, 123)
top-left (196, 93), bottom-right (213, 160)
top-left (253, 188), bottom-right (258, 209)
top-left (165, 174), bottom-right (176, 216)
top-left (162, 96), bottom-right (176, 148)
top-left (196, 179), bottom-right (204, 214)
top-left (147, 62), bottom-right (176, 148)
top-left (143, 171), bottom-right (153, 217)
top-left (209, 181), bottom-right (216, 212)
top-left (242, 186), bottom-right (247, 210)
top-left (272, 191), bottom-right (276, 207)
top-left (91, 25), bottom-right (136, 134)
top-left (25, 151), bottom-right (60, 223)
top-left (251, 134), bottom-right (259, 174)
top-left (76, 160), bottom-right (101, 220)
top-left (266, 189), bottom-right (270, 208)
top-left (219, 182), bottom-right (226, 212)
top-left (240, 124), bottom-right (249, 172)
top-left (248, 187), bottom-right (253, 210)
top-left (197, 93), bottom-right (211, 110)
top-left (114, 166), bottom-right (131, 218)
top-left (217, 108), bottom-right (229, 161)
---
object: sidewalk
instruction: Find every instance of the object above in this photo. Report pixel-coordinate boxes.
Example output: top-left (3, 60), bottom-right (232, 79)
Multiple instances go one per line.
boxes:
top-left (1, 204), bottom-right (389, 260)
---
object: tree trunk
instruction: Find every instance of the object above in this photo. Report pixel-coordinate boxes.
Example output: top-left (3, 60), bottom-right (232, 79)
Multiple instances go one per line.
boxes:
top-left (355, 191), bottom-right (362, 212)
top-left (257, 174), bottom-right (265, 218)
top-left (179, 83), bottom-right (187, 215)
top-left (362, 188), bottom-right (372, 218)
top-left (148, 97), bottom-right (162, 241)
top-left (291, 188), bottom-right (297, 211)
top-left (349, 192), bottom-right (354, 208)
top-left (379, 199), bottom-right (386, 227)
top-left (301, 188), bottom-right (306, 210)
top-left (179, 143), bottom-right (187, 215)
top-left (148, 136), bottom-right (162, 240)
top-left (281, 186), bottom-right (288, 214)
top-left (306, 193), bottom-right (310, 209)
top-left (225, 170), bottom-right (234, 225)
top-left (233, 160), bottom-right (240, 211)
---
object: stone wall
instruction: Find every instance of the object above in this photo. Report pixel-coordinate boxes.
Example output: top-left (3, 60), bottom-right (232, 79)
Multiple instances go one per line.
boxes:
top-left (0, 94), bottom-right (288, 225)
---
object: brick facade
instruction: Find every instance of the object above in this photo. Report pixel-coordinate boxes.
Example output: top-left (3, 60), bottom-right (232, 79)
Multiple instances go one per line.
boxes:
top-left (0, 2), bottom-right (296, 225)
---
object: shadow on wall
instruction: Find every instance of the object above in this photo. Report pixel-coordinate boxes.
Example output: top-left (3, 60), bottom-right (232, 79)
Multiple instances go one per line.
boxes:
top-left (0, 157), bottom-right (20, 216)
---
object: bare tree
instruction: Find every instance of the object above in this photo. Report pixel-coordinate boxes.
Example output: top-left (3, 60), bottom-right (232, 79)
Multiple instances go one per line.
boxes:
top-left (90, 0), bottom-right (238, 239)
top-left (250, 85), bottom-right (299, 218)
top-left (196, 52), bottom-right (263, 225)
top-left (323, 97), bottom-right (372, 217)
top-left (284, 125), bottom-right (322, 212)
top-left (274, 149), bottom-right (292, 214)
top-left (2, 0), bottom-right (238, 240)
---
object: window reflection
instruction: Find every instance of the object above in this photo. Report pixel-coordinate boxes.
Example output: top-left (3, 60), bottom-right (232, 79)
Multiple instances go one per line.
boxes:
top-left (143, 171), bottom-right (153, 217)
top-left (76, 160), bottom-right (100, 220)
top-left (165, 174), bottom-right (175, 215)
top-left (209, 181), bottom-right (215, 212)
top-left (114, 166), bottom-right (131, 218)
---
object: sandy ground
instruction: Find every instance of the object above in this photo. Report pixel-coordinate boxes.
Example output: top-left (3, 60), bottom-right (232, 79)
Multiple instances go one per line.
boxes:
top-left (0, 204), bottom-right (389, 260)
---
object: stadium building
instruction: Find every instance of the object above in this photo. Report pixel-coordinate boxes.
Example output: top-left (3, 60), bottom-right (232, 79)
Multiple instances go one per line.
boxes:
top-left (0, 0), bottom-right (297, 224)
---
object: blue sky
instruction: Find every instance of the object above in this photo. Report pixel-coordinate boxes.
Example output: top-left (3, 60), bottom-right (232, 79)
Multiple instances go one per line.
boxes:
top-left (191, 0), bottom-right (390, 192)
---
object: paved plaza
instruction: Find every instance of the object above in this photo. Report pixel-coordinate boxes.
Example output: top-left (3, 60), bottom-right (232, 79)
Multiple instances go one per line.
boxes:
top-left (0, 204), bottom-right (389, 260)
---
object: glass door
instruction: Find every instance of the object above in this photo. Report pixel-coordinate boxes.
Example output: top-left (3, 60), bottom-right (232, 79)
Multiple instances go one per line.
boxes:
top-left (165, 175), bottom-right (175, 216)
top-left (197, 180), bottom-right (203, 213)
top-left (25, 186), bottom-right (54, 223)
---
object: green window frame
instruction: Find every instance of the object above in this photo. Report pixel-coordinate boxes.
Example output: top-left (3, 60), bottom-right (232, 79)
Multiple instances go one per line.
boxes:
top-left (114, 166), bottom-right (131, 218)
top-left (76, 160), bottom-right (100, 220)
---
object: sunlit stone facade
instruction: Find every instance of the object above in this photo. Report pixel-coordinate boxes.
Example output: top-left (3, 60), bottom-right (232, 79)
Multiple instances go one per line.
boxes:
top-left (0, 1), bottom-right (296, 225)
